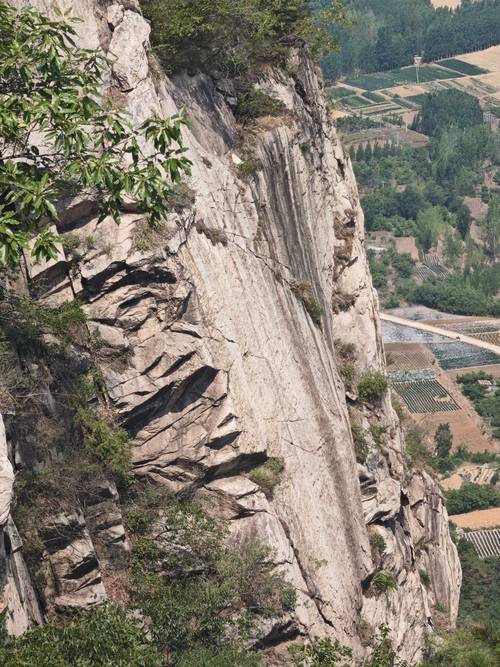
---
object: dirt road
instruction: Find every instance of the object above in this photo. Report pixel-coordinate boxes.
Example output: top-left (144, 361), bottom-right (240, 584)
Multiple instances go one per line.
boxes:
top-left (381, 313), bottom-right (500, 356)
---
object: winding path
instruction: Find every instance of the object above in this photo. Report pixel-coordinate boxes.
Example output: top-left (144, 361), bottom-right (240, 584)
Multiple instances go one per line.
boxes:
top-left (380, 313), bottom-right (500, 356)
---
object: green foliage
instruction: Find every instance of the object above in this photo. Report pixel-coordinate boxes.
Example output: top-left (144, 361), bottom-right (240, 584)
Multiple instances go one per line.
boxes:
top-left (434, 423), bottom-right (452, 460)
top-left (485, 192), bottom-right (500, 261)
top-left (457, 539), bottom-right (500, 628)
top-left (235, 89), bottom-right (286, 120)
top-left (457, 372), bottom-right (500, 439)
top-left (0, 2), bottom-right (191, 266)
top-left (321, 0), bottom-right (500, 80)
top-left (414, 274), bottom-right (500, 317)
top-left (419, 569), bottom-right (431, 588)
top-left (364, 625), bottom-right (409, 667)
top-left (422, 624), bottom-right (500, 667)
top-left (291, 281), bottom-right (324, 324)
top-left (369, 425), bottom-right (388, 448)
top-left (351, 423), bottom-right (368, 463)
top-left (0, 604), bottom-right (161, 667)
top-left (404, 424), bottom-right (431, 470)
top-left (249, 457), bottom-right (285, 497)
top-left (289, 637), bottom-right (353, 667)
top-left (412, 90), bottom-right (483, 137)
top-left (176, 644), bottom-right (263, 667)
top-left (127, 490), bottom-right (294, 661)
top-left (143, 0), bottom-right (347, 74)
top-left (76, 407), bottom-right (131, 479)
top-left (370, 533), bottom-right (386, 557)
top-left (357, 372), bottom-right (388, 404)
top-left (340, 363), bottom-right (355, 385)
top-left (446, 483), bottom-right (500, 516)
top-left (239, 155), bottom-right (263, 176)
top-left (371, 572), bottom-right (397, 594)
top-left (0, 294), bottom-right (87, 354)
top-left (338, 342), bottom-right (356, 360)
top-left (367, 248), bottom-right (415, 308)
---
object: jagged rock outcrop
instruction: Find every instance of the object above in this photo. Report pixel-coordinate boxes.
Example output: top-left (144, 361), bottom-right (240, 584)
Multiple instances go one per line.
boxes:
top-left (2, 0), bottom-right (461, 662)
top-left (0, 414), bottom-right (42, 635)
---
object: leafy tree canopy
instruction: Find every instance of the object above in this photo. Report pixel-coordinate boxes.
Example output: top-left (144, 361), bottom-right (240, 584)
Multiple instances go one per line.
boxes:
top-left (0, 2), bottom-right (192, 266)
top-left (143, 0), bottom-right (347, 74)
top-left (411, 89), bottom-right (483, 137)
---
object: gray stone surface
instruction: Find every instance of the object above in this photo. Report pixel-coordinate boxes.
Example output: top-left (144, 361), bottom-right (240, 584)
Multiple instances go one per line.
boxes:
top-left (2, 1), bottom-right (461, 662)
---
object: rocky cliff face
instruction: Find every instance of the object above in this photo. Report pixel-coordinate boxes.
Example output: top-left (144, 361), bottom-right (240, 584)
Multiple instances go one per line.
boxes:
top-left (0, 1), bottom-right (461, 663)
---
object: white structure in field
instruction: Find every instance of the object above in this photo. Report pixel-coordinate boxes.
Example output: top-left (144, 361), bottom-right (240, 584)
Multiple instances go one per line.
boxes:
top-left (414, 55), bottom-right (423, 85)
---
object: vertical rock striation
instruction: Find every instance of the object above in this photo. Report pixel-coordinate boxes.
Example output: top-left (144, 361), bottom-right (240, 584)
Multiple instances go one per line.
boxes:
top-left (2, 0), bottom-right (461, 662)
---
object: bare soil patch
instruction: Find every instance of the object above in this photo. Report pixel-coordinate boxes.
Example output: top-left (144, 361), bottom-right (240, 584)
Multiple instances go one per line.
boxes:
top-left (450, 507), bottom-right (500, 530)
top-left (431, 0), bottom-right (461, 7)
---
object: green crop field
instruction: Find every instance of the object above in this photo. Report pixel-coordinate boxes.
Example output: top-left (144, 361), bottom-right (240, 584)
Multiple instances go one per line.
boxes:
top-left (362, 91), bottom-right (386, 103)
top-left (406, 94), bottom-right (429, 106)
top-left (344, 73), bottom-right (395, 91)
top-left (343, 95), bottom-right (371, 108)
top-left (429, 342), bottom-right (500, 370)
top-left (392, 378), bottom-right (460, 414)
top-left (330, 86), bottom-right (354, 99)
top-left (438, 58), bottom-right (488, 76)
top-left (345, 64), bottom-right (463, 91)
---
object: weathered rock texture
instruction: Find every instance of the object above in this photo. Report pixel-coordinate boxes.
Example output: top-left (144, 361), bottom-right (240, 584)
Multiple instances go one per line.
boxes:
top-left (1, 0), bottom-right (461, 662)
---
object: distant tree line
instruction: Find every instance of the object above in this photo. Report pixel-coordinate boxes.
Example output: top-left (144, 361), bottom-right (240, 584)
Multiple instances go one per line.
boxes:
top-left (319, 0), bottom-right (500, 79)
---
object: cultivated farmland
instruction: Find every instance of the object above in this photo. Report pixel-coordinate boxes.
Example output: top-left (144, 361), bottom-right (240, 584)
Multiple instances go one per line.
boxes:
top-left (462, 528), bottom-right (500, 558)
top-left (384, 315), bottom-right (500, 454)
top-left (333, 45), bottom-right (500, 124)
top-left (428, 342), bottom-right (500, 370)
top-left (392, 377), bottom-right (460, 414)
top-left (431, 0), bottom-right (461, 7)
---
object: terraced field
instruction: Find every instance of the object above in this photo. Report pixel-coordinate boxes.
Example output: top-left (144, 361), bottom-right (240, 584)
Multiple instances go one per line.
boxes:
top-left (473, 332), bottom-right (500, 346)
top-left (383, 316), bottom-right (500, 452)
top-left (334, 45), bottom-right (500, 123)
top-left (428, 342), bottom-right (500, 370)
top-left (345, 64), bottom-right (464, 91)
top-left (386, 344), bottom-right (435, 371)
top-left (462, 528), bottom-right (500, 558)
top-left (392, 377), bottom-right (460, 414)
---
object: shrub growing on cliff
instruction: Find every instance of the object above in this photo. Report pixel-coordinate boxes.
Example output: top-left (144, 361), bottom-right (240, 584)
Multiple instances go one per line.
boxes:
top-left (0, 604), bottom-right (162, 666)
top-left (357, 372), bottom-right (388, 404)
top-left (249, 457), bottom-right (284, 498)
top-left (0, 2), bottom-right (191, 266)
top-left (127, 487), bottom-right (295, 661)
top-left (142, 0), bottom-right (347, 74)
top-left (371, 571), bottom-right (397, 594)
top-left (291, 281), bottom-right (323, 325)
top-left (289, 637), bottom-right (353, 666)
top-left (235, 88), bottom-right (286, 120)
top-left (76, 407), bottom-right (132, 479)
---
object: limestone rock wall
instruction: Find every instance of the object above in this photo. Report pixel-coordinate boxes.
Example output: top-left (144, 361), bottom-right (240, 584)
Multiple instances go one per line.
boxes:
top-left (1, 0), bottom-right (461, 662)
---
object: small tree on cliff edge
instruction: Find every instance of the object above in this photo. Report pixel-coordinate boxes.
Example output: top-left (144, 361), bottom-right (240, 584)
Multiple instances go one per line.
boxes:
top-left (434, 423), bottom-right (452, 459)
top-left (0, 2), bottom-right (192, 266)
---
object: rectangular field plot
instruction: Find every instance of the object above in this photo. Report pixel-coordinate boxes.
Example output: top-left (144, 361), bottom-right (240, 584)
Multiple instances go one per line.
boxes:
top-left (438, 58), bottom-right (488, 76)
top-left (329, 86), bottom-right (354, 99)
top-left (428, 342), bottom-right (500, 370)
top-left (389, 65), bottom-right (462, 85)
top-left (473, 332), bottom-right (500, 346)
top-left (392, 379), bottom-right (460, 413)
top-left (343, 95), bottom-right (371, 109)
top-left (463, 528), bottom-right (500, 559)
top-left (386, 350), bottom-right (435, 371)
top-left (436, 320), bottom-right (500, 335)
top-left (344, 73), bottom-right (394, 91)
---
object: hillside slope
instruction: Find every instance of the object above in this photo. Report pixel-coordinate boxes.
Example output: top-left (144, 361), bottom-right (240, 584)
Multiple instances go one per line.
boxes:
top-left (0, 1), bottom-right (461, 663)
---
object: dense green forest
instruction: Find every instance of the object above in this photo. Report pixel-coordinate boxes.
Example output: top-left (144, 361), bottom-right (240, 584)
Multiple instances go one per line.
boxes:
top-left (320, 0), bottom-right (500, 79)
top-left (353, 90), bottom-right (500, 314)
